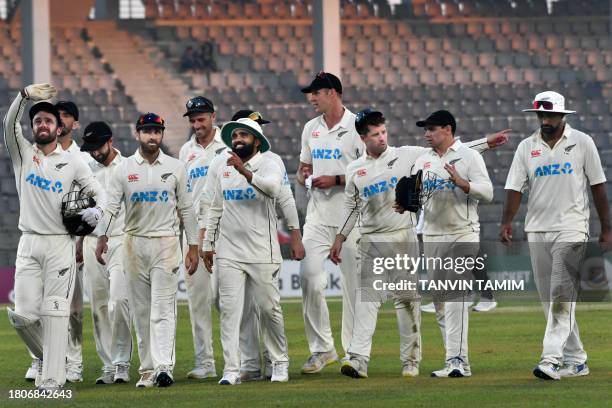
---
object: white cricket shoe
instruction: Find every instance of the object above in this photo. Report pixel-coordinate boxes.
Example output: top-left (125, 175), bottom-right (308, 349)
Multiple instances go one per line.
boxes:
top-left (66, 364), bottom-right (83, 383)
top-left (114, 364), bottom-right (130, 383)
top-left (472, 300), bottom-right (497, 312)
top-left (38, 379), bottom-right (62, 391)
top-left (95, 368), bottom-right (114, 384)
top-left (218, 372), bottom-right (241, 385)
top-left (420, 302), bottom-right (436, 313)
top-left (533, 362), bottom-right (561, 380)
top-left (431, 357), bottom-right (472, 378)
top-left (340, 355), bottom-right (368, 379)
top-left (187, 362), bottom-right (217, 379)
top-left (25, 358), bottom-right (41, 382)
top-left (135, 371), bottom-right (155, 388)
top-left (301, 350), bottom-right (338, 374)
top-left (271, 361), bottom-right (289, 382)
top-left (402, 361), bottom-right (419, 377)
top-left (155, 366), bottom-right (174, 387)
top-left (559, 362), bottom-right (589, 378)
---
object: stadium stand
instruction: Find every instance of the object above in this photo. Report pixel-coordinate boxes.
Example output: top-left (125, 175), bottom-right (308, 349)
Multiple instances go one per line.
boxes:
top-left (1, 0), bottom-right (611, 266)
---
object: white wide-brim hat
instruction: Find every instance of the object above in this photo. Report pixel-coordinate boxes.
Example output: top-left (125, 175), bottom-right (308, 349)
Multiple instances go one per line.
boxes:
top-left (221, 118), bottom-right (271, 153)
top-left (522, 91), bottom-right (576, 114)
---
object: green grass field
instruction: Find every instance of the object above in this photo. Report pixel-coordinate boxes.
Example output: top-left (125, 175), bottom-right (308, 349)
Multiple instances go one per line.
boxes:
top-left (1, 299), bottom-right (611, 407)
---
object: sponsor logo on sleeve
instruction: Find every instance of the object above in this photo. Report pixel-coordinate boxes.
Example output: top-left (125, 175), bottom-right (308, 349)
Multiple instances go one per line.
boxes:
top-left (531, 149), bottom-right (542, 158)
top-left (127, 174), bottom-right (139, 182)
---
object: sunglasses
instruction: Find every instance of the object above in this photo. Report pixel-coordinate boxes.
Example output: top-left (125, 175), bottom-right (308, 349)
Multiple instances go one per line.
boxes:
top-left (138, 113), bottom-right (164, 125)
top-left (186, 96), bottom-right (214, 111)
top-left (355, 108), bottom-right (382, 126)
top-left (533, 100), bottom-right (554, 110)
top-left (248, 111), bottom-right (263, 121)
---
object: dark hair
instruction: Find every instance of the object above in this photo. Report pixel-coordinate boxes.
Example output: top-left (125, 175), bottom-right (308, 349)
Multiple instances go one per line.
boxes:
top-left (356, 112), bottom-right (386, 136)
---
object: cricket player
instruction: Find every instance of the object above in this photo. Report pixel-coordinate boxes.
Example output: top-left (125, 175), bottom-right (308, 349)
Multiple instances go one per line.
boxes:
top-left (178, 96), bottom-right (223, 380)
top-left (80, 121), bottom-right (132, 384)
top-left (297, 72), bottom-right (364, 372)
top-left (408, 110), bottom-right (494, 378)
top-left (4, 83), bottom-right (105, 390)
top-left (202, 118), bottom-right (290, 385)
top-left (332, 109), bottom-right (506, 378)
top-left (55, 100), bottom-right (90, 383)
top-left (96, 112), bottom-right (199, 388)
top-left (501, 91), bottom-right (610, 380)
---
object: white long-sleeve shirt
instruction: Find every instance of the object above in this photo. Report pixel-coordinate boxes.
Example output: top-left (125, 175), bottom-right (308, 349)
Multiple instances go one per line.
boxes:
top-left (203, 152), bottom-right (283, 264)
top-left (414, 139), bottom-right (493, 236)
top-left (98, 149), bottom-right (198, 245)
top-left (89, 150), bottom-right (126, 237)
top-left (199, 150), bottom-right (299, 231)
top-left (178, 127), bottom-right (226, 212)
top-left (338, 138), bottom-right (492, 237)
top-left (299, 108), bottom-right (365, 227)
top-left (505, 123), bottom-right (606, 233)
top-left (3, 92), bottom-right (105, 235)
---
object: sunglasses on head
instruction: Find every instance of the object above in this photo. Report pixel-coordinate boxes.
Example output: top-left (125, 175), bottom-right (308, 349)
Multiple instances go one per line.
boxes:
top-left (355, 108), bottom-right (381, 126)
top-left (533, 100), bottom-right (554, 110)
top-left (139, 114), bottom-right (164, 125)
top-left (186, 97), bottom-right (213, 111)
top-left (248, 111), bottom-right (263, 122)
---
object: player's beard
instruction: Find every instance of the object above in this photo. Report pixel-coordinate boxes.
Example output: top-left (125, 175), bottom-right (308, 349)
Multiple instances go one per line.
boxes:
top-left (59, 124), bottom-right (72, 137)
top-left (139, 139), bottom-right (161, 155)
top-left (92, 145), bottom-right (111, 164)
top-left (540, 123), bottom-right (559, 135)
top-left (34, 127), bottom-right (56, 145)
top-left (232, 142), bottom-right (254, 159)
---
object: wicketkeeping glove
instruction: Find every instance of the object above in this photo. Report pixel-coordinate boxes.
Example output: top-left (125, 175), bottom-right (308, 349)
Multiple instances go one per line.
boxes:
top-left (79, 207), bottom-right (103, 228)
top-left (394, 170), bottom-right (423, 213)
top-left (23, 83), bottom-right (57, 101)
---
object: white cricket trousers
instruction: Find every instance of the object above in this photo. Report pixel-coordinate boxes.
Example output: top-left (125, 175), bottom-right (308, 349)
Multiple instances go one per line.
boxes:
top-left (424, 232), bottom-right (479, 363)
top-left (217, 258), bottom-right (288, 375)
top-left (83, 235), bottom-right (132, 371)
top-left (14, 233), bottom-right (77, 385)
top-left (301, 223), bottom-right (360, 354)
top-left (182, 233), bottom-right (215, 368)
top-left (528, 231), bottom-right (587, 366)
top-left (124, 235), bottom-right (180, 374)
top-left (66, 263), bottom-right (83, 371)
top-left (348, 229), bottom-right (421, 363)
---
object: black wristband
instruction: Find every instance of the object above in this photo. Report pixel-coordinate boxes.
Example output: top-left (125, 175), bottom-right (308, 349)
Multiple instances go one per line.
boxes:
top-left (335, 175), bottom-right (341, 186)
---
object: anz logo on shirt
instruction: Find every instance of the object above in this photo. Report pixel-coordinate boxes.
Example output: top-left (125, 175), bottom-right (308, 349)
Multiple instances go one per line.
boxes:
top-left (423, 178), bottom-right (456, 192)
top-left (312, 148), bottom-right (342, 160)
top-left (189, 165), bottom-right (209, 181)
top-left (362, 177), bottom-right (399, 198)
top-left (534, 162), bottom-right (574, 178)
top-left (25, 173), bottom-right (63, 193)
top-left (223, 187), bottom-right (256, 201)
top-left (130, 190), bottom-right (169, 203)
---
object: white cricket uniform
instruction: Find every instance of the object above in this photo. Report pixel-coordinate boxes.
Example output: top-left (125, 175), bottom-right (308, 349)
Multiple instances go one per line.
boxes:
top-left (83, 150), bottom-right (132, 372)
top-left (3, 92), bottom-right (105, 386)
top-left (99, 149), bottom-right (198, 375)
top-left (178, 128), bottom-right (224, 370)
top-left (505, 124), bottom-right (606, 366)
top-left (198, 149), bottom-right (300, 373)
top-left (338, 146), bottom-right (424, 363)
top-left (62, 138), bottom-right (92, 375)
top-left (203, 152), bottom-right (289, 376)
top-left (415, 139), bottom-right (493, 363)
top-left (299, 107), bottom-right (364, 354)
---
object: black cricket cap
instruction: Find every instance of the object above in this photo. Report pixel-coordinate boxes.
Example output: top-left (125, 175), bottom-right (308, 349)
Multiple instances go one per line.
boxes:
top-left (416, 110), bottom-right (456, 134)
top-left (80, 121), bottom-right (112, 151)
top-left (300, 71), bottom-right (342, 94)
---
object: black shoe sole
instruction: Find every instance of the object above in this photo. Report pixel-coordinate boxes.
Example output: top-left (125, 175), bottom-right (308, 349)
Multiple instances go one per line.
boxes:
top-left (156, 372), bottom-right (174, 387)
top-left (341, 364), bottom-right (365, 379)
top-left (114, 379), bottom-right (127, 384)
top-left (533, 368), bottom-right (556, 380)
top-left (25, 378), bottom-right (35, 382)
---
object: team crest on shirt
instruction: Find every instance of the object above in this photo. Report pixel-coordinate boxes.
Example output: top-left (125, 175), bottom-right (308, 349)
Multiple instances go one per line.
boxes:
top-left (564, 144), bottom-right (576, 155)
top-left (215, 147), bottom-right (226, 155)
top-left (55, 162), bottom-right (68, 171)
top-left (161, 173), bottom-right (173, 182)
top-left (531, 149), bottom-right (542, 158)
top-left (312, 131), bottom-right (320, 138)
top-left (357, 168), bottom-right (367, 177)
top-left (32, 155), bottom-right (41, 165)
top-left (336, 130), bottom-right (347, 140)
top-left (128, 174), bottom-right (139, 182)
top-left (187, 153), bottom-right (197, 162)
top-left (387, 158), bottom-right (398, 168)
